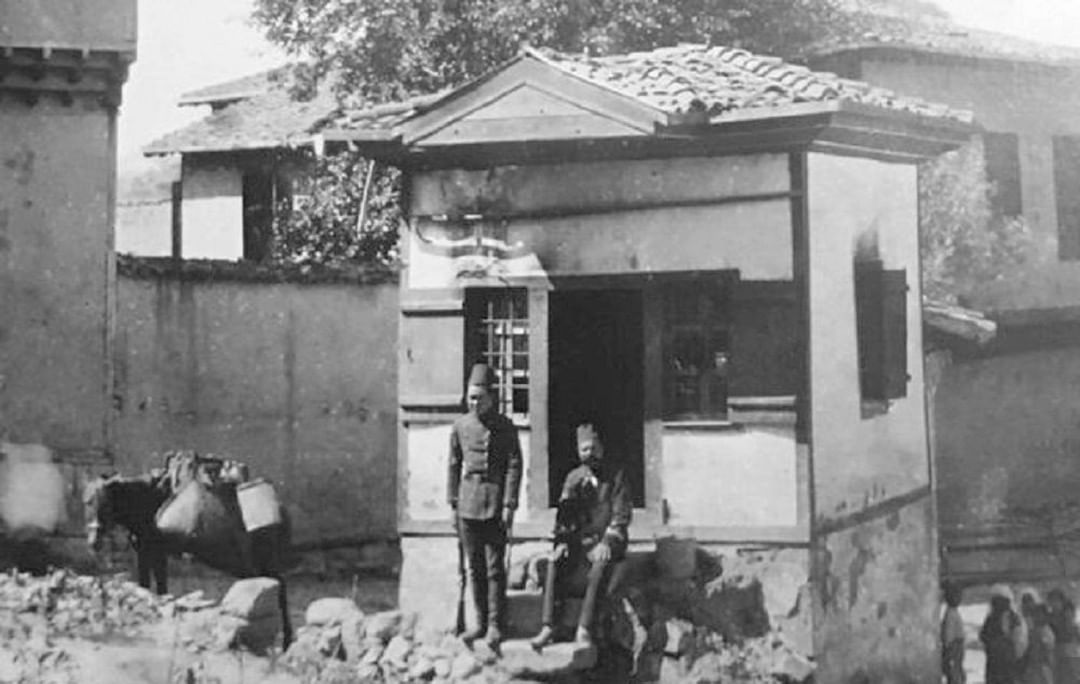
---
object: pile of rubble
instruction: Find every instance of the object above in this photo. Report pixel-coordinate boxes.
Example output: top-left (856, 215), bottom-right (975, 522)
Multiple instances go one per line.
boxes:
top-left (0, 568), bottom-right (166, 640)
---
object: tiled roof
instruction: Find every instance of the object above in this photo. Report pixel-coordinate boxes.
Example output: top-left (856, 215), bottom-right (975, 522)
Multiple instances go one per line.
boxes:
top-left (177, 67), bottom-right (290, 107)
top-left (529, 44), bottom-right (971, 123)
top-left (813, 11), bottom-right (1080, 66)
top-left (144, 79), bottom-right (338, 156)
top-left (329, 94), bottom-right (443, 134)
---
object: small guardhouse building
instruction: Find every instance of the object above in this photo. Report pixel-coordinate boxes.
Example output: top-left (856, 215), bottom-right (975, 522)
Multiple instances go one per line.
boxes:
top-left (333, 45), bottom-right (973, 681)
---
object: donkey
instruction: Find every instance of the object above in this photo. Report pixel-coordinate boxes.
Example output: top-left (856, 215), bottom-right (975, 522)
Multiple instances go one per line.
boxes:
top-left (83, 455), bottom-right (294, 647)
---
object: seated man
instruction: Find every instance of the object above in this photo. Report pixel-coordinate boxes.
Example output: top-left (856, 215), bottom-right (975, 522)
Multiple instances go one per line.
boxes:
top-left (531, 422), bottom-right (633, 649)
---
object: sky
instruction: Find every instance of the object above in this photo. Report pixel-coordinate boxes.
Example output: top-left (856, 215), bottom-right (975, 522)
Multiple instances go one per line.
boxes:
top-left (117, 0), bottom-right (1080, 170)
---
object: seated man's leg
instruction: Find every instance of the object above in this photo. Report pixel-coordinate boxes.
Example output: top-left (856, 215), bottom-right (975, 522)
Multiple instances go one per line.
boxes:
top-left (531, 550), bottom-right (566, 650)
top-left (576, 556), bottom-right (611, 644)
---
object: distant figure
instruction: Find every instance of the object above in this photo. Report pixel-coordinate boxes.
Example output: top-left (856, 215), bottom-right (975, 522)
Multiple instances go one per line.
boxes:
top-left (447, 363), bottom-right (523, 648)
top-left (530, 422), bottom-right (632, 650)
top-left (1021, 604), bottom-right (1056, 684)
top-left (981, 584), bottom-right (1028, 684)
top-left (942, 582), bottom-right (966, 684)
top-left (1049, 590), bottom-right (1080, 684)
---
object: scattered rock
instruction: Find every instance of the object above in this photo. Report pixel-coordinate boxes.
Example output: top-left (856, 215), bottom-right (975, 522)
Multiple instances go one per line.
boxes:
top-left (434, 657), bottom-right (452, 678)
top-left (316, 623), bottom-right (343, 658)
top-left (451, 651), bottom-right (481, 680)
top-left (381, 634), bottom-right (412, 669)
top-left (305, 596), bottom-right (363, 626)
top-left (686, 652), bottom-right (725, 684)
top-left (365, 609), bottom-right (404, 642)
top-left (692, 572), bottom-right (770, 641)
top-left (356, 662), bottom-right (380, 680)
top-left (220, 577), bottom-right (280, 621)
top-left (409, 656), bottom-right (436, 680)
top-left (664, 618), bottom-right (694, 657)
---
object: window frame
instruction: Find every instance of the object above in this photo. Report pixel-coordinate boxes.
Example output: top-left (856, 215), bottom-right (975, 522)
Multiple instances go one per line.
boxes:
top-left (661, 274), bottom-right (736, 422)
top-left (464, 287), bottom-right (530, 423)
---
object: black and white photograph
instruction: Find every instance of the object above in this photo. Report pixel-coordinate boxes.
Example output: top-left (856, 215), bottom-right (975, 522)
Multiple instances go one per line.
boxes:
top-left (1, 0), bottom-right (1079, 681)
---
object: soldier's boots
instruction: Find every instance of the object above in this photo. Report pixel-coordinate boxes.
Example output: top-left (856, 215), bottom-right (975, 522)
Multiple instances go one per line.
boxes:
top-left (530, 624), bottom-right (555, 652)
top-left (461, 623), bottom-right (487, 645)
top-left (574, 625), bottom-right (592, 645)
top-left (484, 623), bottom-right (502, 648)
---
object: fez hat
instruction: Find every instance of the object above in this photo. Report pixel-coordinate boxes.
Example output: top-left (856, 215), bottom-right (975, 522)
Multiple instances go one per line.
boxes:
top-left (990, 584), bottom-right (1015, 603)
top-left (576, 422), bottom-right (601, 444)
top-left (467, 363), bottom-right (497, 388)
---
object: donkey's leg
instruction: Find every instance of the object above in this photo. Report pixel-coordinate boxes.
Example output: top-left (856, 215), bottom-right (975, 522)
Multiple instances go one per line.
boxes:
top-left (152, 544), bottom-right (169, 595)
top-left (276, 574), bottom-right (293, 649)
top-left (135, 544), bottom-right (152, 589)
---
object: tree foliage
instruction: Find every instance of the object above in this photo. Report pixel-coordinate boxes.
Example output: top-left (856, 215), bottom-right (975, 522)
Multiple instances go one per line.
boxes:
top-left (919, 139), bottom-right (1034, 304)
top-left (269, 149), bottom-right (401, 267)
top-left (253, 0), bottom-right (846, 105)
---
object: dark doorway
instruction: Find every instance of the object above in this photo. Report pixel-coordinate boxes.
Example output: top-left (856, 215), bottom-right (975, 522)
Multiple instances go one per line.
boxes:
top-left (548, 289), bottom-right (645, 507)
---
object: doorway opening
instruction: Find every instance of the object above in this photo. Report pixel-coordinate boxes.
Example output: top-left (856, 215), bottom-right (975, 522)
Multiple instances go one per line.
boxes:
top-left (548, 289), bottom-right (645, 507)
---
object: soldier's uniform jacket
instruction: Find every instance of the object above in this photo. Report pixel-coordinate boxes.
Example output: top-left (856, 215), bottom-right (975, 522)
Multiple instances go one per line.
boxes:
top-left (447, 411), bottom-right (523, 521)
top-left (554, 462), bottom-right (632, 553)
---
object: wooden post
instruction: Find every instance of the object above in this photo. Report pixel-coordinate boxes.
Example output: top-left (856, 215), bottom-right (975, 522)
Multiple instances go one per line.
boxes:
top-left (170, 180), bottom-right (182, 262)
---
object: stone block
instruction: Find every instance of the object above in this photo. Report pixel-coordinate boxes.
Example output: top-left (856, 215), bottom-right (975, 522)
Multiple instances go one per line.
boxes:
top-left (500, 639), bottom-right (597, 678)
top-left (305, 597), bottom-right (363, 626)
top-left (434, 657), bottom-right (452, 678)
top-left (691, 573), bottom-right (769, 640)
top-left (365, 609), bottom-right (404, 642)
top-left (506, 589), bottom-right (544, 638)
top-left (686, 652), bottom-right (725, 684)
top-left (340, 613), bottom-right (368, 660)
top-left (658, 655), bottom-right (688, 684)
top-left (238, 613), bottom-right (283, 654)
top-left (663, 618), bottom-right (694, 657)
top-left (409, 657), bottom-right (436, 680)
top-left (451, 651), bottom-right (481, 680)
top-left (219, 577), bottom-right (281, 621)
top-left (655, 537), bottom-right (697, 580)
top-left (316, 624), bottom-right (343, 658)
top-left (380, 634), bottom-right (412, 669)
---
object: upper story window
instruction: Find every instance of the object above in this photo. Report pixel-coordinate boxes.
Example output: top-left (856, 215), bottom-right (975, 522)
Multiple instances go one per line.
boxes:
top-left (854, 260), bottom-right (909, 406)
top-left (1053, 135), bottom-right (1080, 261)
top-left (983, 132), bottom-right (1022, 219)
top-left (465, 288), bottom-right (529, 421)
top-left (663, 278), bottom-right (732, 421)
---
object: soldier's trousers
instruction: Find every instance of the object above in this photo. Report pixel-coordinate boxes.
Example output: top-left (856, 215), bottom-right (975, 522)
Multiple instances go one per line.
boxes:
top-left (459, 517), bottom-right (507, 630)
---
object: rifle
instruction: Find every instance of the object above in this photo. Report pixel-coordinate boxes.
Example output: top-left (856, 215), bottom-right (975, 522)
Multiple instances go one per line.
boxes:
top-left (454, 514), bottom-right (467, 636)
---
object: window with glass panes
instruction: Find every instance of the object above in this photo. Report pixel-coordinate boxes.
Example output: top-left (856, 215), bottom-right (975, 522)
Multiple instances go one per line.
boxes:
top-left (663, 278), bottom-right (732, 420)
top-left (465, 288), bottom-right (529, 421)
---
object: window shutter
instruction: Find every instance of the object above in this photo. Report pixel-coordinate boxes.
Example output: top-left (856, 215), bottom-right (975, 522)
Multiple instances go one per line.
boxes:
top-left (880, 268), bottom-right (908, 400)
top-left (400, 299), bottom-right (465, 409)
top-left (855, 262), bottom-right (908, 401)
top-left (855, 260), bottom-right (884, 400)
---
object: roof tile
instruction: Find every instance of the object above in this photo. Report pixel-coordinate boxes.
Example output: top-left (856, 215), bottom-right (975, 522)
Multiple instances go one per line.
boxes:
top-left (530, 44), bottom-right (970, 123)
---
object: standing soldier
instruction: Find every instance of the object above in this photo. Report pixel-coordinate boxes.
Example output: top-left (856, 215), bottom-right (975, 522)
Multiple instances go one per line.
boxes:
top-left (448, 363), bottom-right (523, 648)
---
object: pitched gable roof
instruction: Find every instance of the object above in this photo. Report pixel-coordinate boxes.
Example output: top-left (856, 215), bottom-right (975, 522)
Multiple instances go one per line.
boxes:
top-left (528, 44), bottom-right (971, 123)
top-left (144, 76), bottom-right (338, 156)
top-left (177, 67), bottom-right (291, 108)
